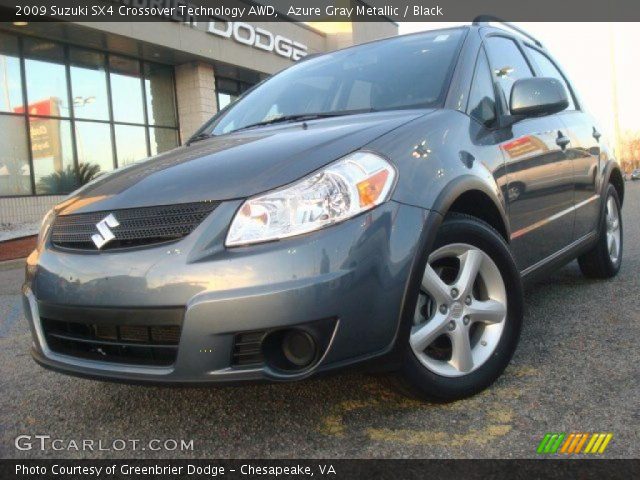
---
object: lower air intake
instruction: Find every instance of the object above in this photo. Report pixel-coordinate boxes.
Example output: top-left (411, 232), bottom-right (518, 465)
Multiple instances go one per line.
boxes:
top-left (41, 317), bottom-right (182, 367)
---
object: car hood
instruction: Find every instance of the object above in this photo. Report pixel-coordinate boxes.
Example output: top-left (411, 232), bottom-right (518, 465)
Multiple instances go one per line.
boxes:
top-left (56, 110), bottom-right (429, 215)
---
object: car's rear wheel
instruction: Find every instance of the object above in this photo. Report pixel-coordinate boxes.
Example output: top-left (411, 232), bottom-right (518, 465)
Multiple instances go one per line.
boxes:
top-left (395, 214), bottom-right (523, 401)
top-left (578, 185), bottom-right (623, 279)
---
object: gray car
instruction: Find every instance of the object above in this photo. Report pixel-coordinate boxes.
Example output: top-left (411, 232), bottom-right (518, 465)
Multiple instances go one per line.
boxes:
top-left (23, 21), bottom-right (624, 401)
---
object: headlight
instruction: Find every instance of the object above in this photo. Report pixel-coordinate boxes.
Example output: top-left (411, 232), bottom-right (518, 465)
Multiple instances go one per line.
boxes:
top-left (226, 151), bottom-right (396, 247)
top-left (37, 208), bottom-right (55, 250)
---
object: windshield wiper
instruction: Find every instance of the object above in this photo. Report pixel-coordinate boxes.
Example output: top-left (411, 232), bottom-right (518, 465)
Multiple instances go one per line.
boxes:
top-left (188, 109), bottom-right (377, 141)
top-left (187, 131), bottom-right (215, 145)
top-left (232, 109), bottom-right (376, 133)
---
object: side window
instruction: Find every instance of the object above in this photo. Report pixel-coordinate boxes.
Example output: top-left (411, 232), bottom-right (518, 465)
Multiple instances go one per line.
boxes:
top-left (485, 36), bottom-right (533, 111)
top-left (525, 47), bottom-right (576, 110)
top-left (467, 49), bottom-right (497, 127)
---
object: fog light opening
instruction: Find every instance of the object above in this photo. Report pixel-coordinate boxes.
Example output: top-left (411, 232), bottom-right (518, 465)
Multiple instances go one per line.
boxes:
top-left (282, 330), bottom-right (316, 368)
top-left (262, 328), bottom-right (319, 372)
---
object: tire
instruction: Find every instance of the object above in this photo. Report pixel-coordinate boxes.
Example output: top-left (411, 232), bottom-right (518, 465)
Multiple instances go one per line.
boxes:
top-left (578, 184), bottom-right (623, 279)
top-left (394, 213), bottom-right (523, 402)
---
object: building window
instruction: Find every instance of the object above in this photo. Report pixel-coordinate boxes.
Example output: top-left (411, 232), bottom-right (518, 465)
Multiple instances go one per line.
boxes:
top-left (31, 118), bottom-right (75, 195)
top-left (74, 121), bottom-right (114, 174)
top-left (0, 115), bottom-right (31, 196)
top-left (109, 55), bottom-right (145, 124)
top-left (0, 33), bottom-right (24, 113)
top-left (216, 77), bottom-right (254, 112)
top-left (114, 124), bottom-right (147, 167)
top-left (69, 49), bottom-right (110, 121)
top-left (0, 33), bottom-right (30, 196)
top-left (0, 32), bottom-right (180, 197)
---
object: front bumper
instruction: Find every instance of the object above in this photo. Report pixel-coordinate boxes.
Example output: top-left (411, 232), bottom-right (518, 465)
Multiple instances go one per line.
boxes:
top-left (23, 200), bottom-right (433, 384)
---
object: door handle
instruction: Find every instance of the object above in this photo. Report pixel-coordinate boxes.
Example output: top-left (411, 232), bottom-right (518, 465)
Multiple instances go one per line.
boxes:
top-left (556, 132), bottom-right (570, 150)
top-left (593, 127), bottom-right (601, 141)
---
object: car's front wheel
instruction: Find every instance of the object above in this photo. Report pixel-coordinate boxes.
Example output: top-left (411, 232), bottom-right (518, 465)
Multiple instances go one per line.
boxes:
top-left (396, 214), bottom-right (523, 401)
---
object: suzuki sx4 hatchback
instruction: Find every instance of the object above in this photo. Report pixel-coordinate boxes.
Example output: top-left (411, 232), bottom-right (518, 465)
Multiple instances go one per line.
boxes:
top-left (24, 23), bottom-right (624, 401)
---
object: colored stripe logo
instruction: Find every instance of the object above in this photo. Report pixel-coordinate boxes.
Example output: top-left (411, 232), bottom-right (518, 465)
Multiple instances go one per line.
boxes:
top-left (537, 433), bottom-right (613, 454)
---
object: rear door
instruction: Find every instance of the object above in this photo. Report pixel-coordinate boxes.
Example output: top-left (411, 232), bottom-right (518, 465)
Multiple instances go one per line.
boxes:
top-left (525, 45), bottom-right (602, 240)
top-left (484, 35), bottom-right (575, 271)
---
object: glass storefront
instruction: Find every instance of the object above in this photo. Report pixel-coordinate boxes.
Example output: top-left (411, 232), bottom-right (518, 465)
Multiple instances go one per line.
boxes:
top-left (0, 32), bottom-right (180, 196)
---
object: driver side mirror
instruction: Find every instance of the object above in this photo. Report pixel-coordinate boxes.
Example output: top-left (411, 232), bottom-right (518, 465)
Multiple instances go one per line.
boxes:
top-left (509, 77), bottom-right (569, 117)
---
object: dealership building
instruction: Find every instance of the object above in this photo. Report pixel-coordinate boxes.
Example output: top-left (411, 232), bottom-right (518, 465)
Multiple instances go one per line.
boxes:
top-left (0, 13), bottom-right (397, 226)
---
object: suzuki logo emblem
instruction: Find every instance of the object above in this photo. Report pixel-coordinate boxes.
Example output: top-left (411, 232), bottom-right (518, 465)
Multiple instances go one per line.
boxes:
top-left (91, 214), bottom-right (120, 249)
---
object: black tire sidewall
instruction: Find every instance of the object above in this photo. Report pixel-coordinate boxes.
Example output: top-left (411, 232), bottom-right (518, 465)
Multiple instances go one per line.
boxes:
top-left (400, 215), bottom-right (523, 401)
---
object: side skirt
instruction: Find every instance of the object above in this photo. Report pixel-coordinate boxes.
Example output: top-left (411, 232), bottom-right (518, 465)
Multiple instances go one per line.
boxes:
top-left (520, 231), bottom-right (598, 286)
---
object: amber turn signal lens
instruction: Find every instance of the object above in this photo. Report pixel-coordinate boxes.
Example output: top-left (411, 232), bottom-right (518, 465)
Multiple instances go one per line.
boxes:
top-left (357, 170), bottom-right (390, 207)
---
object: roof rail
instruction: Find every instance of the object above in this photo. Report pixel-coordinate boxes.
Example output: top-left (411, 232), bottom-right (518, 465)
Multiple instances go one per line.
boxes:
top-left (472, 15), bottom-right (544, 48)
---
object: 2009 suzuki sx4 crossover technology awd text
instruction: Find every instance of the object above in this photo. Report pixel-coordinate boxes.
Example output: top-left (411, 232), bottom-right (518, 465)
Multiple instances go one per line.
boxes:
top-left (24, 22), bottom-right (624, 401)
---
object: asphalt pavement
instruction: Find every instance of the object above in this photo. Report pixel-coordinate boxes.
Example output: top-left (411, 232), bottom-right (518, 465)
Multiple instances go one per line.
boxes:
top-left (1, 182), bottom-right (639, 459)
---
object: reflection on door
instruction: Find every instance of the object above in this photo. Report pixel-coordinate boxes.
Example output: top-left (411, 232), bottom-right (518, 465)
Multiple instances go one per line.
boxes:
top-left (502, 117), bottom-right (575, 270)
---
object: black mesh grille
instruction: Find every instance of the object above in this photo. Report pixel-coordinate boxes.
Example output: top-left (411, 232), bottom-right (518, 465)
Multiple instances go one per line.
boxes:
top-left (42, 318), bottom-right (182, 366)
top-left (50, 201), bottom-right (218, 251)
top-left (232, 331), bottom-right (266, 366)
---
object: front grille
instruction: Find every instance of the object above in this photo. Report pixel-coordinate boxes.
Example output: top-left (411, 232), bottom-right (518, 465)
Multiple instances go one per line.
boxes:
top-left (41, 314), bottom-right (183, 367)
top-left (232, 331), bottom-right (267, 366)
top-left (50, 201), bottom-right (218, 251)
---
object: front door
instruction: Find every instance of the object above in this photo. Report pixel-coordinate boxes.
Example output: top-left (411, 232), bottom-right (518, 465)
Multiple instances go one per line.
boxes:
top-left (500, 118), bottom-right (575, 269)
top-left (484, 34), bottom-right (575, 271)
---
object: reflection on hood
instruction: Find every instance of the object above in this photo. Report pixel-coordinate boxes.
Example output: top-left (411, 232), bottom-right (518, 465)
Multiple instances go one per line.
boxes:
top-left (58, 110), bottom-right (427, 215)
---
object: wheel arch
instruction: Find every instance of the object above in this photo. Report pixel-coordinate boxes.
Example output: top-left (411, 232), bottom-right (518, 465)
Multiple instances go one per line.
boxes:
top-left (606, 164), bottom-right (625, 206)
top-left (431, 176), bottom-right (511, 243)
top-left (384, 176), bottom-right (512, 367)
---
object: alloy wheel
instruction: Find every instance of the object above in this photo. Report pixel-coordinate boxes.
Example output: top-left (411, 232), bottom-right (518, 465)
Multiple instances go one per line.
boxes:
top-left (605, 195), bottom-right (621, 264)
top-left (410, 243), bottom-right (507, 377)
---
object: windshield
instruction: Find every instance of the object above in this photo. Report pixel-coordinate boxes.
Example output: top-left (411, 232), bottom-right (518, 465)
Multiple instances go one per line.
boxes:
top-left (207, 29), bottom-right (465, 136)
